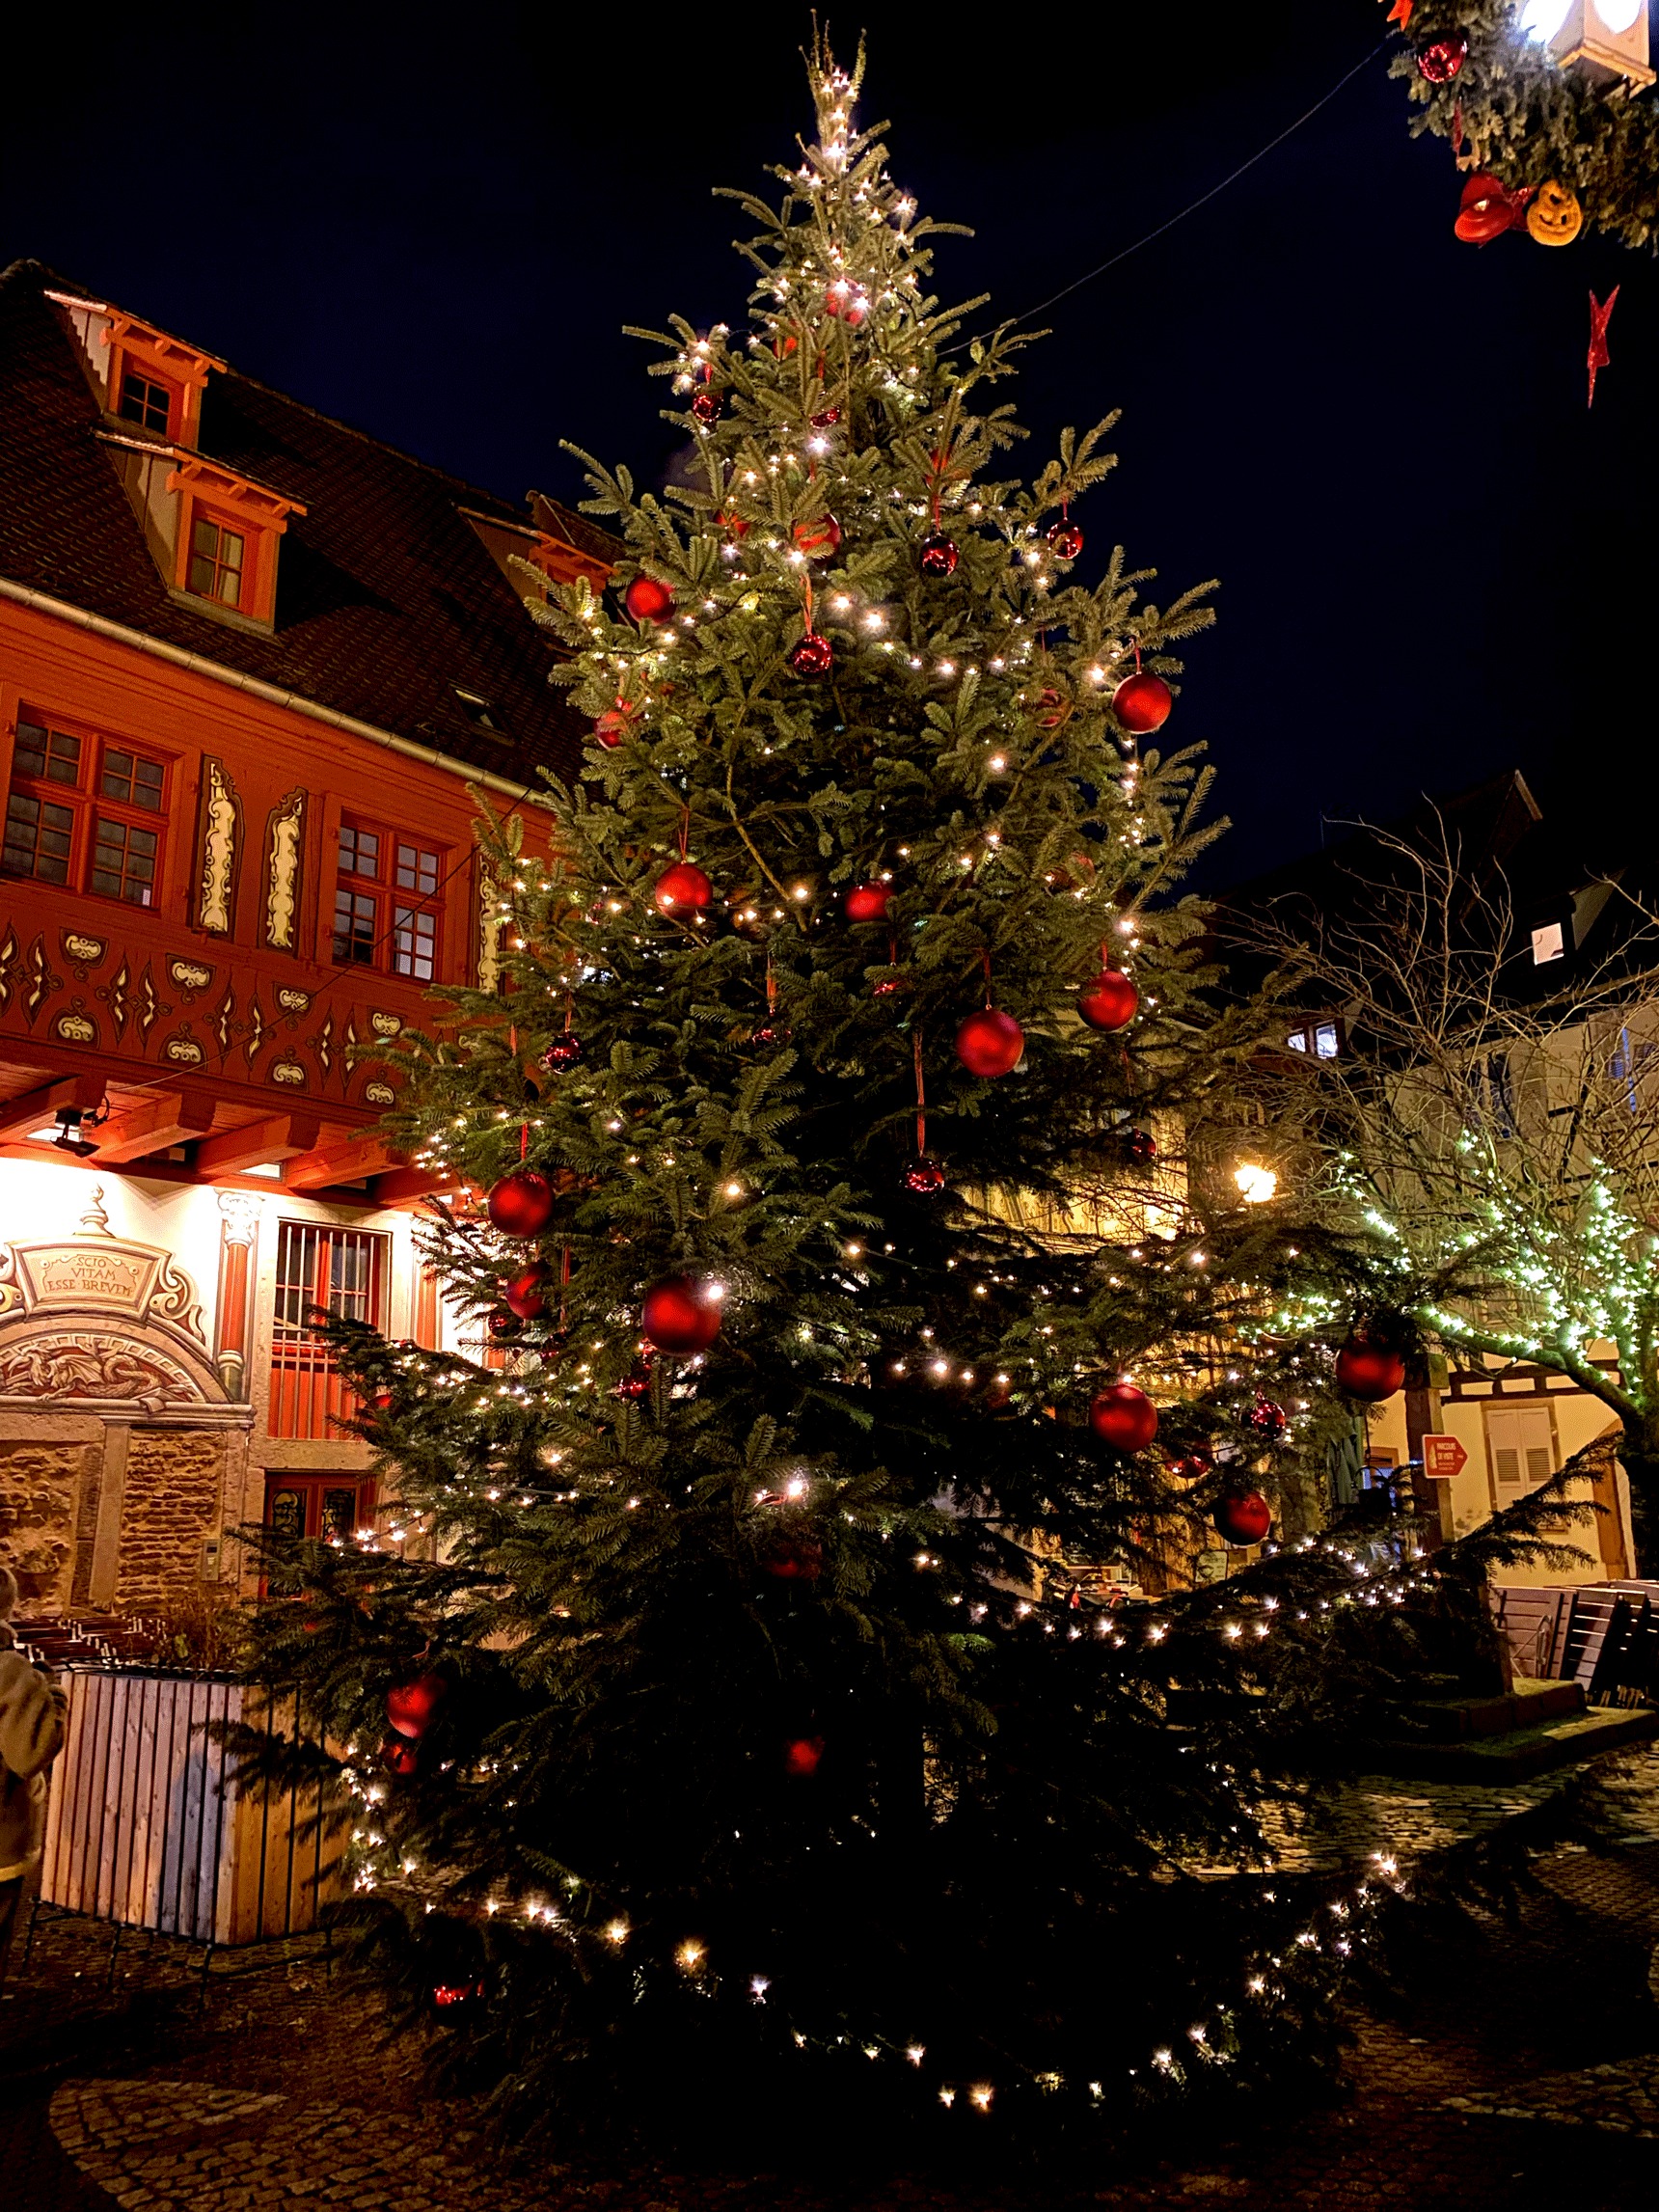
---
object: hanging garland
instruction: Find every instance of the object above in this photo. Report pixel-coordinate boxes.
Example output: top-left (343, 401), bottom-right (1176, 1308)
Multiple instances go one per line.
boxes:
top-left (1384, 2), bottom-right (1659, 251)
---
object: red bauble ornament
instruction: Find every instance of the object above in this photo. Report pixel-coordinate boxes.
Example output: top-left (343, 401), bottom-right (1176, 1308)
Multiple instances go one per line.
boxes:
top-left (615, 1367), bottom-right (651, 1401)
top-left (901, 1156), bottom-right (946, 1196)
top-left (919, 532), bottom-right (959, 578)
top-left (791, 633), bottom-right (834, 679)
top-left (1335, 1340), bottom-right (1406, 1402)
top-left (487, 1305), bottom-right (523, 1343)
top-left (1247, 1397), bottom-right (1289, 1442)
top-left (387, 1672), bottom-right (447, 1741)
top-left (955, 1008), bottom-right (1024, 1079)
top-left (1089, 1383), bottom-right (1159, 1452)
top-left (1120, 1127), bottom-right (1157, 1167)
top-left (845, 882), bottom-right (892, 923)
top-left (540, 1034), bottom-right (584, 1075)
top-left (809, 405), bottom-right (842, 427)
top-left (1214, 1490), bottom-right (1273, 1546)
top-left (750, 1020), bottom-right (793, 1046)
top-left (504, 1263), bottom-right (552, 1321)
top-left (1112, 670), bottom-right (1173, 733)
top-left (487, 1170), bottom-right (556, 1238)
top-left (793, 515), bottom-right (841, 560)
top-left (763, 1538), bottom-right (824, 1581)
top-left (691, 388), bottom-right (724, 427)
top-left (1418, 35), bottom-right (1466, 84)
top-left (641, 1273), bottom-right (722, 1354)
top-left (1078, 968), bottom-right (1138, 1033)
top-left (1047, 518), bottom-right (1085, 560)
top-left (654, 861), bottom-right (713, 915)
top-left (623, 575), bottom-right (674, 624)
top-left (825, 282), bottom-right (867, 326)
top-left (369, 1389), bottom-right (395, 1413)
top-left (433, 1981), bottom-right (482, 2008)
top-left (382, 1736), bottom-right (419, 1777)
top-left (783, 1734), bottom-right (826, 1776)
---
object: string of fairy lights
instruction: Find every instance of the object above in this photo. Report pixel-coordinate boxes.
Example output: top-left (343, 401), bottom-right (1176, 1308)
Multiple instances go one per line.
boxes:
top-left (321, 1503), bottom-right (1427, 2111)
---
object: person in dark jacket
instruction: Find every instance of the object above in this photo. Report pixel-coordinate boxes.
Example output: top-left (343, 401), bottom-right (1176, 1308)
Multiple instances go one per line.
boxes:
top-left (0, 1565), bottom-right (68, 1985)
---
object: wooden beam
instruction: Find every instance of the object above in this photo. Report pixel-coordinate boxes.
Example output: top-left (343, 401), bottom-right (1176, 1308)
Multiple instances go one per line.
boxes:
top-left (195, 1112), bottom-right (322, 1179)
top-left (284, 1133), bottom-right (407, 1191)
top-left (91, 1087), bottom-right (218, 1163)
top-left (368, 1165), bottom-right (469, 1211)
top-left (0, 1073), bottom-right (107, 1145)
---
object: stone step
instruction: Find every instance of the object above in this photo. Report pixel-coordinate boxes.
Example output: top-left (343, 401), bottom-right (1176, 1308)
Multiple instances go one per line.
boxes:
top-left (1389, 1679), bottom-right (1586, 1742)
top-left (1369, 1704), bottom-right (1658, 1783)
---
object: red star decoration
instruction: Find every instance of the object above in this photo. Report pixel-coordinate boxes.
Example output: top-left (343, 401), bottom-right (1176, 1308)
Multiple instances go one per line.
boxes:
top-left (1588, 288), bottom-right (1619, 408)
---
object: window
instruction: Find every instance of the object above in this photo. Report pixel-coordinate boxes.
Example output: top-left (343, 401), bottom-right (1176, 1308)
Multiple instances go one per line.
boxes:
top-left (1286, 1019), bottom-right (1342, 1059)
top-left (89, 816), bottom-right (159, 905)
top-left (268, 1221), bottom-right (387, 1439)
top-left (1531, 921), bottom-right (1565, 967)
top-left (1484, 1403), bottom-right (1557, 1490)
top-left (118, 369), bottom-right (173, 435)
top-left (331, 817), bottom-right (445, 980)
top-left (186, 513), bottom-right (245, 608)
top-left (264, 1473), bottom-right (377, 1545)
top-left (2, 716), bottom-right (170, 906)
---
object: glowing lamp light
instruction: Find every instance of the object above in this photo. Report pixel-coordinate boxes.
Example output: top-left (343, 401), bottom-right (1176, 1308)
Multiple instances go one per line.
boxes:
top-left (1521, 0), bottom-right (1653, 84)
top-left (1233, 1162), bottom-right (1279, 1206)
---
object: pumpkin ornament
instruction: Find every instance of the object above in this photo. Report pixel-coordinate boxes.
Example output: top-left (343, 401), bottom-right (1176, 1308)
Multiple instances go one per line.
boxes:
top-left (1526, 179), bottom-right (1583, 248)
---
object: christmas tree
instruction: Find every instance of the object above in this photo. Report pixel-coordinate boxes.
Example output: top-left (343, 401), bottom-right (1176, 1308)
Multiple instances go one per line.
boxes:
top-left (243, 39), bottom-right (1481, 2152)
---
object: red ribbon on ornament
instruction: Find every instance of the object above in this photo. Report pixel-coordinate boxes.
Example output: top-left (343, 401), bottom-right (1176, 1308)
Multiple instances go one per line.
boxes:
top-left (1589, 287), bottom-right (1619, 409)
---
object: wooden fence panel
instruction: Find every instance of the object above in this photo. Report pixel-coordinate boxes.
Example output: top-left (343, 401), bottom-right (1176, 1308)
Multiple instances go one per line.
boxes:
top-left (39, 1670), bottom-right (344, 1946)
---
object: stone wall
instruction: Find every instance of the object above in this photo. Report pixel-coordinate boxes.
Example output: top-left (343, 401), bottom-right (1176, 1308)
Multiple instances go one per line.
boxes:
top-left (115, 1429), bottom-right (225, 1608)
top-left (0, 1435), bottom-right (96, 1609)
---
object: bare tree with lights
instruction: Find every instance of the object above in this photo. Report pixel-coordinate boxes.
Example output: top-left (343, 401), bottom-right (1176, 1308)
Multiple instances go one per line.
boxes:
top-left (238, 41), bottom-right (1510, 2153)
top-left (1236, 813), bottom-right (1659, 1566)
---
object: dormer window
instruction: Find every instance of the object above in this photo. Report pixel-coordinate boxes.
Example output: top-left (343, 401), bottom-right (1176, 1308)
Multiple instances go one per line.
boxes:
top-left (187, 514), bottom-right (246, 608)
top-left (119, 369), bottom-right (175, 435)
top-left (161, 458), bottom-right (304, 632)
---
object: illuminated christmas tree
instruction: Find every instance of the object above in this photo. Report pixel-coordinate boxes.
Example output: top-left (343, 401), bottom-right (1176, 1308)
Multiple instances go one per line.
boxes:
top-left (244, 41), bottom-right (1475, 2151)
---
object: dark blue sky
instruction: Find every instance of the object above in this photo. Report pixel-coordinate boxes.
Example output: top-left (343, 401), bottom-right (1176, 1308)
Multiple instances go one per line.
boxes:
top-left (4, 3), bottom-right (1650, 885)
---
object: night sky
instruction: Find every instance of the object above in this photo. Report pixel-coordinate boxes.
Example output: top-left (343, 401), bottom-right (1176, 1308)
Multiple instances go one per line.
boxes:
top-left (3, 3), bottom-right (1651, 888)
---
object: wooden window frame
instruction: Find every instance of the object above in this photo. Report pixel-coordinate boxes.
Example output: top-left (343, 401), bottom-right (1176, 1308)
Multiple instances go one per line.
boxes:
top-left (117, 365), bottom-right (178, 437)
top-left (2, 710), bottom-right (174, 911)
top-left (331, 813), bottom-right (447, 983)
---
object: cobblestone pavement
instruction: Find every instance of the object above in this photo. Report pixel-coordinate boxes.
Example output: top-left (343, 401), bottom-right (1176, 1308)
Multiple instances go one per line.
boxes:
top-left (4, 1748), bottom-right (1659, 2210)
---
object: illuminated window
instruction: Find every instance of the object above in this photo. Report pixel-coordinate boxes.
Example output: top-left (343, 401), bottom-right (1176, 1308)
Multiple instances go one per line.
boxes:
top-left (186, 514), bottom-right (245, 607)
top-left (1285, 1018), bottom-right (1343, 1059)
top-left (268, 1221), bottom-right (388, 1440)
top-left (118, 369), bottom-right (173, 434)
top-left (1531, 921), bottom-right (1564, 966)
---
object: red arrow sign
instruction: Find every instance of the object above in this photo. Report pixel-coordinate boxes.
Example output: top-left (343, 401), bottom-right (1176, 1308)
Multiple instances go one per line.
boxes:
top-left (1421, 1434), bottom-right (1468, 1480)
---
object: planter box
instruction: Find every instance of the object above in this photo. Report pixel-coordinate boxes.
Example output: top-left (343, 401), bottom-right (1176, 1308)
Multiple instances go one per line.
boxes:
top-left (39, 1668), bottom-right (342, 1946)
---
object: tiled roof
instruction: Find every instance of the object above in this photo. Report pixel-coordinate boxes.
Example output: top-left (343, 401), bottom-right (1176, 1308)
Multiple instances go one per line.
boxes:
top-left (0, 259), bottom-right (612, 783)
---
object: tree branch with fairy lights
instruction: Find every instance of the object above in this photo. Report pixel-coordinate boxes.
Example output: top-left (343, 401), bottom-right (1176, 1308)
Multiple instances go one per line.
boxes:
top-left (1234, 805), bottom-right (1659, 1562)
